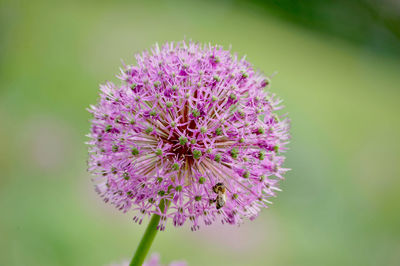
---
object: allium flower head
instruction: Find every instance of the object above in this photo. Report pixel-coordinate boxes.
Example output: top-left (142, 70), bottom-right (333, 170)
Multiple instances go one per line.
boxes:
top-left (88, 41), bottom-right (290, 231)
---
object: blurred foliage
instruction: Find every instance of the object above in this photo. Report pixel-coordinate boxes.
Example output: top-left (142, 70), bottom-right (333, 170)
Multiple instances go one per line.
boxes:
top-left (245, 0), bottom-right (400, 56)
top-left (0, 0), bottom-right (399, 266)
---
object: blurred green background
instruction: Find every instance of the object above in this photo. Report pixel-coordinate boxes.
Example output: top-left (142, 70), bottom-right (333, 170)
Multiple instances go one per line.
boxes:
top-left (1, 0), bottom-right (400, 265)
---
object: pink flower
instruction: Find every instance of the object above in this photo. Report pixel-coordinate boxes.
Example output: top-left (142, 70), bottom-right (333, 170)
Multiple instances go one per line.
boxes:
top-left (143, 254), bottom-right (186, 266)
top-left (107, 253), bottom-right (186, 266)
top-left (88, 41), bottom-right (290, 231)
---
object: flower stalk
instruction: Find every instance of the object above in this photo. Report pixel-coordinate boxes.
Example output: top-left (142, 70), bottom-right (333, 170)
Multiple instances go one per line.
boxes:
top-left (130, 200), bottom-right (168, 266)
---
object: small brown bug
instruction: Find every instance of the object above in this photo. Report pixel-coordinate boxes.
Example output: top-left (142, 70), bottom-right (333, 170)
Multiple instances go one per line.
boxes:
top-left (212, 182), bottom-right (227, 209)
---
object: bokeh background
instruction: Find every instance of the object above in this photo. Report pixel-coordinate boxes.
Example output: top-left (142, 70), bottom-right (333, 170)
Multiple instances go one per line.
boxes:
top-left (1, 0), bottom-right (400, 265)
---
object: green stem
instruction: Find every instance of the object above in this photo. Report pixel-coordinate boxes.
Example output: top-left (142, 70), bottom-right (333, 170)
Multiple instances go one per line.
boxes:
top-left (129, 200), bottom-right (168, 266)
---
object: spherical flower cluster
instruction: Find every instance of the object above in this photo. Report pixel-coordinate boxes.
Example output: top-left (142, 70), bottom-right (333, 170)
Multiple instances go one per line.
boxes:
top-left (87, 41), bottom-right (290, 231)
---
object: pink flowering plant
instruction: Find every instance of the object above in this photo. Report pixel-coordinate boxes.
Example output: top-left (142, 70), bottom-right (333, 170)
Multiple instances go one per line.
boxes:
top-left (87, 41), bottom-right (290, 265)
top-left (108, 253), bottom-right (186, 266)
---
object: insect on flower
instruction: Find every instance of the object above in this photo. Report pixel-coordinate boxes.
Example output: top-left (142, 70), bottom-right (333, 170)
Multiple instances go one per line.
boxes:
top-left (211, 182), bottom-right (227, 209)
